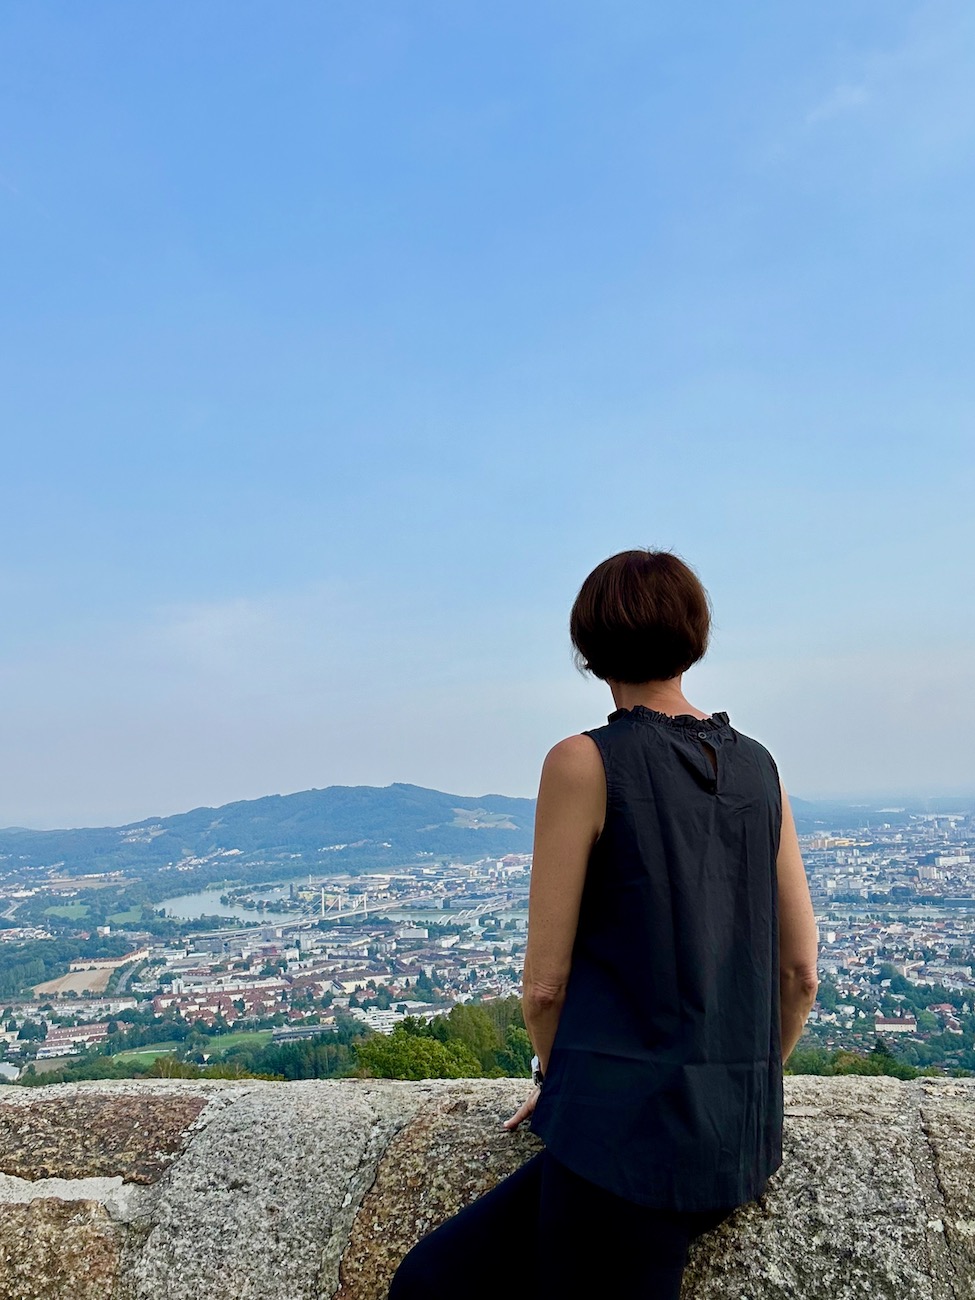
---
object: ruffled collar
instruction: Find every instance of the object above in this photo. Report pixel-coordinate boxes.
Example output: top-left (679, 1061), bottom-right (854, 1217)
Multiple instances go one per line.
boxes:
top-left (607, 705), bottom-right (731, 732)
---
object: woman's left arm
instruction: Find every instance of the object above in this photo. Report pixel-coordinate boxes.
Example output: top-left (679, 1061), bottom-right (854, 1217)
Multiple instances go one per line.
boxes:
top-left (503, 734), bottom-right (605, 1130)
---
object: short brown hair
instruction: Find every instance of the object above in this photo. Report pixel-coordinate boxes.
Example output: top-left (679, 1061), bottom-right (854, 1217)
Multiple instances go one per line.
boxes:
top-left (569, 550), bottom-right (711, 683)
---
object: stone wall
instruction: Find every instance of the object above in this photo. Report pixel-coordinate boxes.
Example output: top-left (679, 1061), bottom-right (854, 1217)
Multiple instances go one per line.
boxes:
top-left (0, 1074), bottom-right (973, 1299)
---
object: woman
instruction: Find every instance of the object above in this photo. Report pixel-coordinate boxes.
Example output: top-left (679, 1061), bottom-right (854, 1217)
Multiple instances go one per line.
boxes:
top-left (388, 549), bottom-right (819, 1299)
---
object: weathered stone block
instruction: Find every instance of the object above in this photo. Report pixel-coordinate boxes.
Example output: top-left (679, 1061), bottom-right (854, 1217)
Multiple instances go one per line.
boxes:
top-left (0, 1198), bottom-right (123, 1300)
top-left (0, 1087), bottom-right (206, 1183)
top-left (0, 1075), bottom-right (970, 1299)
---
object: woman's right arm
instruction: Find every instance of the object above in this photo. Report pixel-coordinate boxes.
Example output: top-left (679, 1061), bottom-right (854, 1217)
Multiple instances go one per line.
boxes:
top-left (776, 783), bottom-right (819, 1062)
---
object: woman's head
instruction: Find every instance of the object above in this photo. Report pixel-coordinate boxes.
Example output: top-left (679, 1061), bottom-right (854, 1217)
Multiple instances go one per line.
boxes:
top-left (570, 550), bottom-right (711, 684)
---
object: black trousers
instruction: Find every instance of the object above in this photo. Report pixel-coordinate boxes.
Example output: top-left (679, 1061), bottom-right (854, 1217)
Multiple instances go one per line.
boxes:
top-left (387, 1149), bottom-right (734, 1300)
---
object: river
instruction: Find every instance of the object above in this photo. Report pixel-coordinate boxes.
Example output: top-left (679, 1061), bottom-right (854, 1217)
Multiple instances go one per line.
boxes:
top-left (157, 885), bottom-right (528, 928)
top-left (156, 889), bottom-right (298, 926)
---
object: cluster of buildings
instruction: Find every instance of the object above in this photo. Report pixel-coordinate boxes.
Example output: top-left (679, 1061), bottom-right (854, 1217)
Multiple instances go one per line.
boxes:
top-left (2, 815), bottom-right (975, 1073)
top-left (0, 997), bottom-right (135, 1066)
top-left (140, 911), bottom-right (525, 1031)
top-left (1, 858), bottom-right (533, 1070)
top-left (803, 812), bottom-right (975, 909)
top-left (792, 813), bottom-right (975, 1056)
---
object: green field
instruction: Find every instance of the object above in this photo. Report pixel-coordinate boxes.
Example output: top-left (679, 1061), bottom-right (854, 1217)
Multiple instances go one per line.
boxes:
top-left (108, 906), bottom-right (144, 924)
top-left (207, 1029), bottom-right (275, 1054)
top-left (112, 1041), bottom-right (183, 1064)
top-left (43, 903), bottom-right (90, 920)
top-left (111, 1029), bottom-right (274, 1065)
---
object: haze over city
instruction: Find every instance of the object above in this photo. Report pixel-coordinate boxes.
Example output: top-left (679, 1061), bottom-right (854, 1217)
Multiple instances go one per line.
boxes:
top-left (2, 2), bottom-right (973, 828)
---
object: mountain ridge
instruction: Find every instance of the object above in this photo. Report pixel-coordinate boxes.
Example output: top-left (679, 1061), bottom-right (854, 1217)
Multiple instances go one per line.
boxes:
top-left (0, 782), bottom-right (537, 877)
top-left (2, 783), bottom-right (969, 880)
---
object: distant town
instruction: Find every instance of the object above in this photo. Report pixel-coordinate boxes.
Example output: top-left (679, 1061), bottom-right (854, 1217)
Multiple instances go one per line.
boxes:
top-left (2, 806), bottom-right (974, 1081)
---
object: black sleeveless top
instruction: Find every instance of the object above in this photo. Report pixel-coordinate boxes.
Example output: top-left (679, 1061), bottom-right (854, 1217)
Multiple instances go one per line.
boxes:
top-left (528, 705), bottom-right (784, 1211)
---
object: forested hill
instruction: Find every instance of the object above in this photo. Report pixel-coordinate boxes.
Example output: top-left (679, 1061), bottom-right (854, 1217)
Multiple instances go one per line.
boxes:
top-left (0, 784), bottom-right (536, 877)
top-left (1, 784), bottom-right (957, 881)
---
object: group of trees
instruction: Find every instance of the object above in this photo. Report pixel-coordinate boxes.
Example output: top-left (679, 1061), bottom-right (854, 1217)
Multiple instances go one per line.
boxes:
top-left (351, 1000), bottom-right (533, 1081)
top-left (206, 997), bottom-right (534, 1083)
top-left (785, 1037), bottom-right (955, 1079)
top-left (12, 1010), bottom-right (373, 1087)
top-left (10, 996), bottom-right (534, 1087)
top-left (19, 1011), bottom-right (955, 1089)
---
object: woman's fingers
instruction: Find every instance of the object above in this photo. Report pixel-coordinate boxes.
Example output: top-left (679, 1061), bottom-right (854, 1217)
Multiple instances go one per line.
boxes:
top-left (502, 1102), bottom-right (531, 1130)
top-left (502, 1087), bottom-right (539, 1131)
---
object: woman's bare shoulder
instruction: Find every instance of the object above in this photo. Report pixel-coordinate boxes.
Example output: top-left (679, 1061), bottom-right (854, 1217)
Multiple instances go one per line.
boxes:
top-left (541, 734), bottom-right (603, 784)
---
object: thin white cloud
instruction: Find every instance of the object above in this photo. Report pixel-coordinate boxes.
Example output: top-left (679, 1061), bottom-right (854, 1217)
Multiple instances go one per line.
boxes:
top-left (806, 83), bottom-right (870, 125)
top-left (798, 1), bottom-right (975, 174)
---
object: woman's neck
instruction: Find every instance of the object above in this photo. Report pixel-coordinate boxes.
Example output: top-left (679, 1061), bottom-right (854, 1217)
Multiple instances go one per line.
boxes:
top-left (607, 676), bottom-right (710, 720)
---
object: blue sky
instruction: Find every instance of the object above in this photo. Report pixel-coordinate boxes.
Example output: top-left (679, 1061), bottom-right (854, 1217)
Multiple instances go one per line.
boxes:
top-left (1, 2), bottom-right (973, 827)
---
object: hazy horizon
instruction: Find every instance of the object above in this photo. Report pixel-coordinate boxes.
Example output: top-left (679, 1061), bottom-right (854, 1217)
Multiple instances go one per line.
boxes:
top-left (5, 776), bottom-right (975, 836)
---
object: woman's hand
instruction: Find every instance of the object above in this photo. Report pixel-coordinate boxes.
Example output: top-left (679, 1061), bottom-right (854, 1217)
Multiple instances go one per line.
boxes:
top-left (502, 1085), bottom-right (541, 1131)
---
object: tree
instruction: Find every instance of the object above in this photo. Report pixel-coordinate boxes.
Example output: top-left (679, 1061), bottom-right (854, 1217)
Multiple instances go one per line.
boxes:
top-left (439, 1004), bottom-right (503, 1074)
top-left (497, 1025), bottom-right (533, 1077)
top-left (353, 1027), bottom-right (482, 1080)
top-left (784, 1046), bottom-right (832, 1076)
top-left (476, 994), bottom-right (526, 1038)
top-left (398, 1015), bottom-right (433, 1037)
top-left (816, 978), bottom-right (838, 1012)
